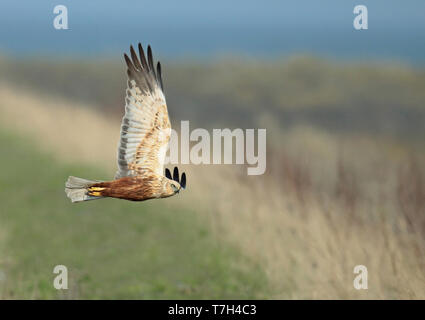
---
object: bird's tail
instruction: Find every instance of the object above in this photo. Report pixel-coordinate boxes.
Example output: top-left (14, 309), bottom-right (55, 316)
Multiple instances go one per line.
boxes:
top-left (65, 176), bottom-right (104, 203)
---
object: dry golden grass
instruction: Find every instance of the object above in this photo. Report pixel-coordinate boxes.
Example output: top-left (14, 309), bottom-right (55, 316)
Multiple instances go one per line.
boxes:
top-left (1, 82), bottom-right (424, 299)
top-left (218, 130), bottom-right (425, 299)
top-left (0, 82), bottom-right (118, 170)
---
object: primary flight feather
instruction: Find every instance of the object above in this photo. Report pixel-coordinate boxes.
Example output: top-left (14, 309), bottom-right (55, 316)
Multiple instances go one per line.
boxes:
top-left (65, 43), bottom-right (186, 203)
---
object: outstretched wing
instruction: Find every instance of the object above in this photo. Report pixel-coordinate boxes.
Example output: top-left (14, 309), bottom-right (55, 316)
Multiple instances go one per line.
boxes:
top-left (115, 44), bottom-right (171, 179)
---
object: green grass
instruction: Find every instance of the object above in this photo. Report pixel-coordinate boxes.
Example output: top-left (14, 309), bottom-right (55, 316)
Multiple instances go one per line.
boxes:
top-left (1, 56), bottom-right (424, 140)
top-left (0, 130), bottom-right (268, 299)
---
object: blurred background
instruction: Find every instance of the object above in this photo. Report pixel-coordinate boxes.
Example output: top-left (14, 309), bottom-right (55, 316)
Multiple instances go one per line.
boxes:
top-left (0, 0), bottom-right (424, 299)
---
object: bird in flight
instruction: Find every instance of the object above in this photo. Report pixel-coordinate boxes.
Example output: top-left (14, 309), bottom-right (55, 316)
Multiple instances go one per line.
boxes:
top-left (65, 43), bottom-right (186, 202)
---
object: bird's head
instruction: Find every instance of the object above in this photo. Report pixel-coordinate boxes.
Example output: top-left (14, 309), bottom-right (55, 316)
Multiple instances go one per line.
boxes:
top-left (164, 179), bottom-right (181, 196)
top-left (162, 167), bottom-right (186, 197)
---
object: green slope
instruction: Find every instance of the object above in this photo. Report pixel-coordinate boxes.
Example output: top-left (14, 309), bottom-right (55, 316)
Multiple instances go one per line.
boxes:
top-left (0, 130), bottom-right (268, 299)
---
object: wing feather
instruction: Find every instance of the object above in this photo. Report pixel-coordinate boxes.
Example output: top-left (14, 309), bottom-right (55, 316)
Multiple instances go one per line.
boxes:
top-left (157, 62), bottom-right (164, 90)
top-left (115, 44), bottom-right (171, 179)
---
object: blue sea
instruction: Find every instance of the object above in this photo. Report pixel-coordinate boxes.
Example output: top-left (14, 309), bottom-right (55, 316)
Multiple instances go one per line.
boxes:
top-left (1, 0), bottom-right (424, 64)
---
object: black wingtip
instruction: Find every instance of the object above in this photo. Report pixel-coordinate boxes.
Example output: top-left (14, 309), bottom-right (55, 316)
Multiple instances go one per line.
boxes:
top-left (123, 53), bottom-right (135, 72)
top-left (157, 61), bottom-right (163, 90)
top-left (181, 172), bottom-right (186, 189)
top-left (130, 45), bottom-right (142, 70)
top-left (147, 45), bottom-right (156, 77)
top-left (123, 53), bottom-right (130, 65)
top-left (165, 168), bottom-right (172, 180)
top-left (173, 167), bottom-right (179, 182)
top-left (138, 43), bottom-right (148, 70)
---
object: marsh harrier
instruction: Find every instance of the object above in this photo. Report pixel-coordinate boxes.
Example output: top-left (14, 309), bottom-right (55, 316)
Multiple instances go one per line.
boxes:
top-left (65, 44), bottom-right (186, 202)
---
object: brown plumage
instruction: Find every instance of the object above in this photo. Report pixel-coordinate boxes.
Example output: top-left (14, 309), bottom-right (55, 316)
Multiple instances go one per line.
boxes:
top-left (65, 44), bottom-right (186, 203)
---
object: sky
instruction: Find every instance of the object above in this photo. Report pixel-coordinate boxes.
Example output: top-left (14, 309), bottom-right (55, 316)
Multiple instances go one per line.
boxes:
top-left (1, 0), bottom-right (424, 63)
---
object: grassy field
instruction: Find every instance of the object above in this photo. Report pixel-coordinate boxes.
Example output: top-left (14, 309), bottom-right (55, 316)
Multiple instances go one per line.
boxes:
top-left (0, 56), bottom-right (424, 299)
top-left (1, 56), bottom-right (424, 141)
top-left (0, 130), bottom-right (268, 299)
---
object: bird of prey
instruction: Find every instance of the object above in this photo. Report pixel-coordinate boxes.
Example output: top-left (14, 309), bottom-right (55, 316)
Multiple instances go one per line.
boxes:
top-left (65, 43), bottom-right (186, 202)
